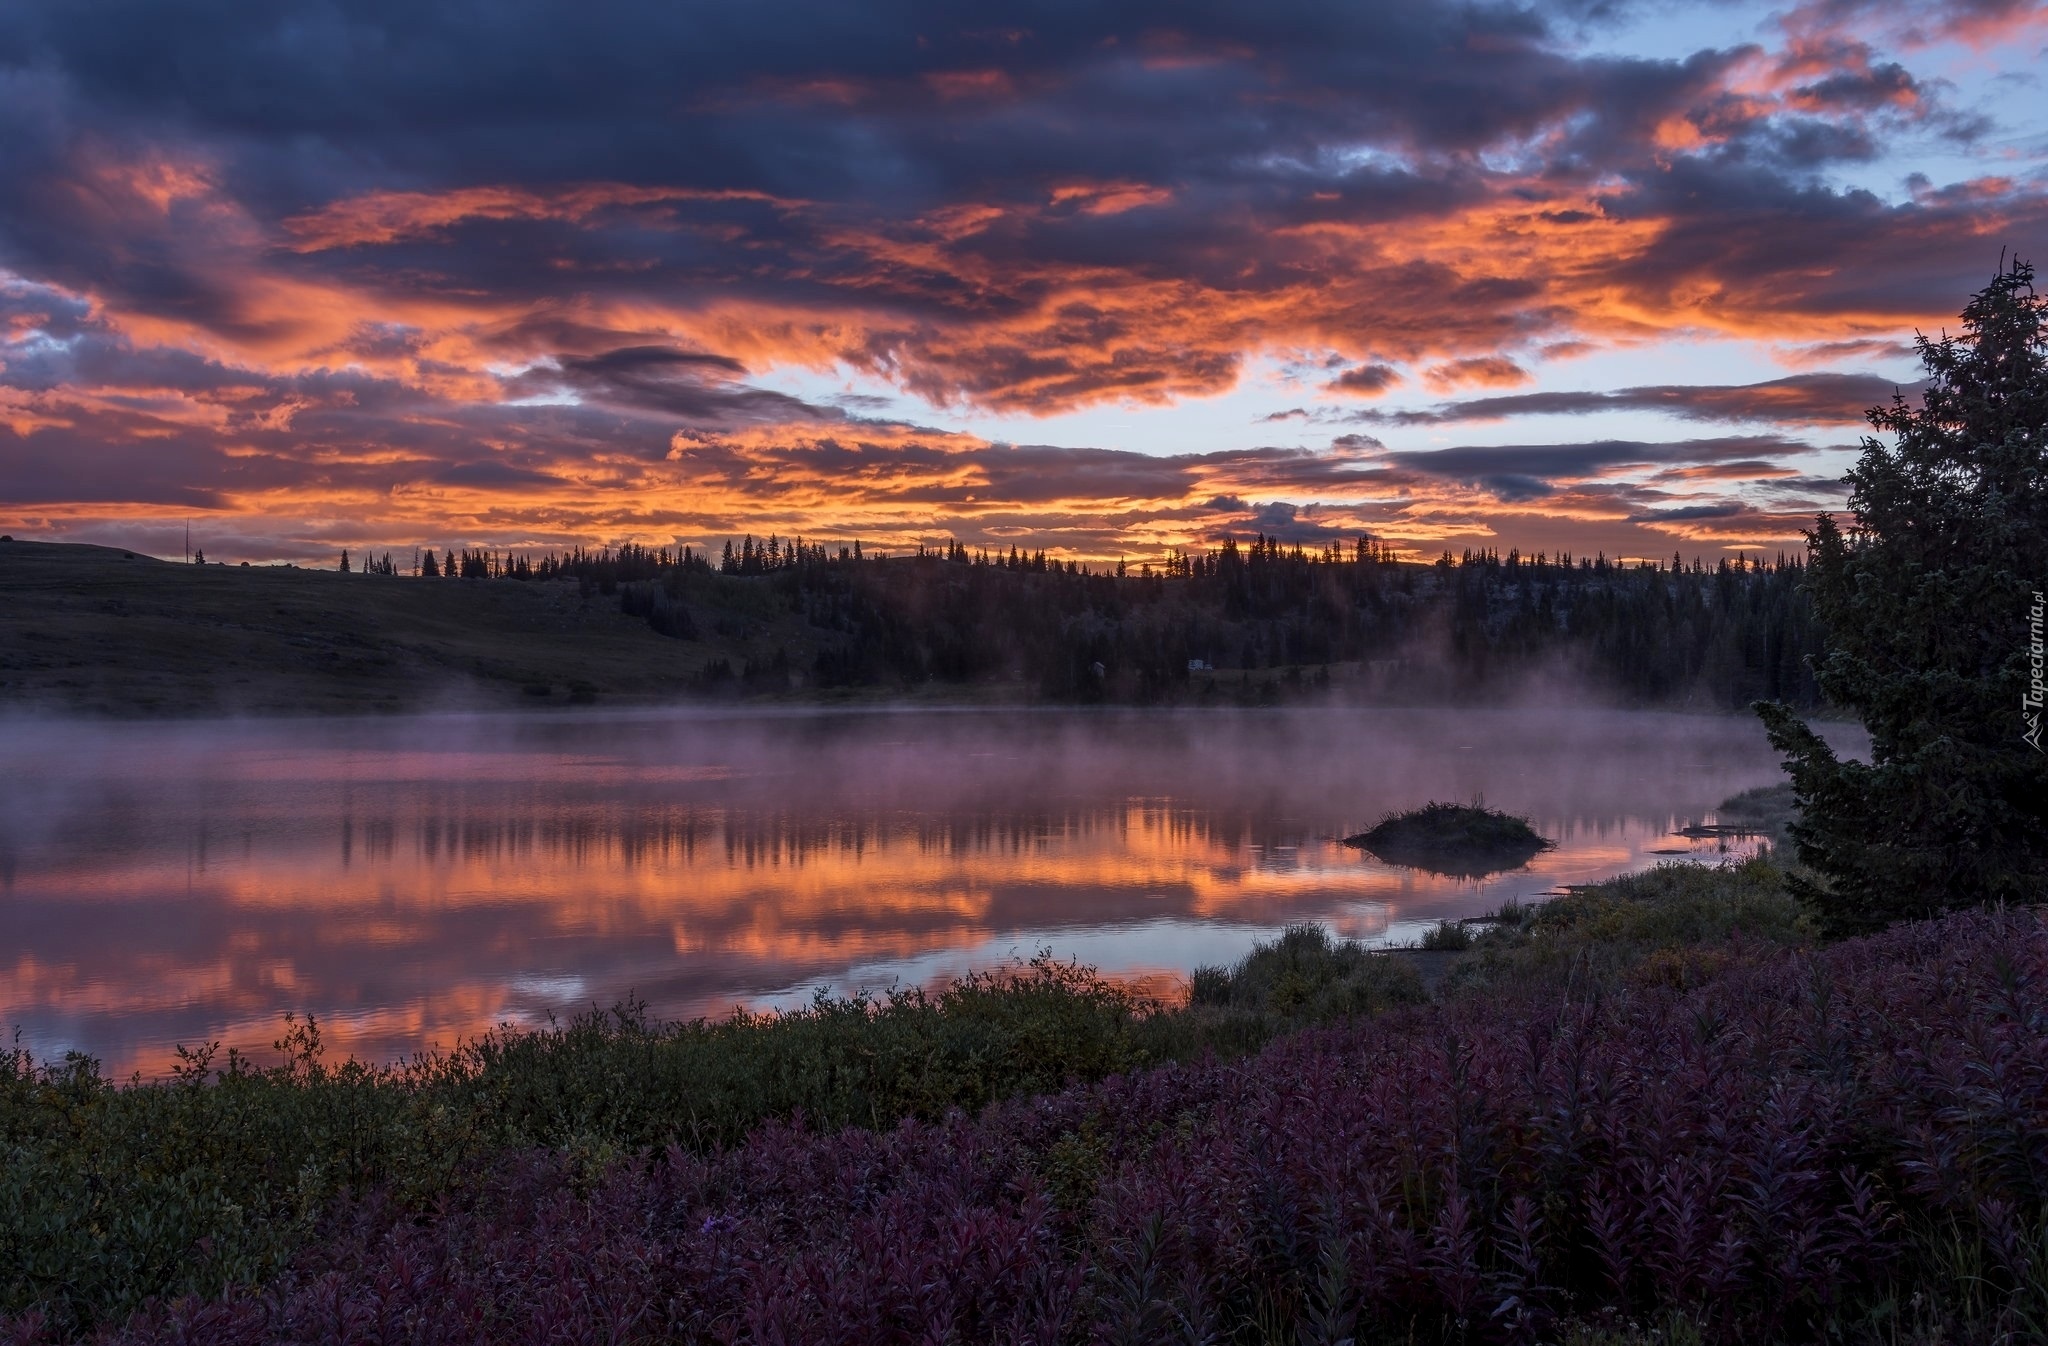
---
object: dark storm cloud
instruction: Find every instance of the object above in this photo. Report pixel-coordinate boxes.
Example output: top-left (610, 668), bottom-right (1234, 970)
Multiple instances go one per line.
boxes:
top-left (1785, 337), bottom-right (1917, 365)
top-left (1202, 500), bottom-right (1355, 546)
top-left (1328, 363), bottom-right (1403, 396)
top-left (0, 0), bottom-right (2031, 563)
top-left (0, 0), bottom-right (2019, 407)
top-left (663, 434), bottom-right (1281, 510)
top-left (429, 460), bottom-right (566, 490)
top-left (0, 307), bottom-right (1835, 557)
top-left (1382, 435), bottom-right (1822, 492)
top-left (0, 1), bottom-right (1643, 184)
top-left (515, 346), bottom-right (838, 427)
top-left (1597, 158), bottom-right (2048, 332)
top-left (1792, 62), bottom-right (1921, 112)
top-left (0, 309), bottom-right (709, 506)
top-left (1350, 372), bottom-right (1921, 426)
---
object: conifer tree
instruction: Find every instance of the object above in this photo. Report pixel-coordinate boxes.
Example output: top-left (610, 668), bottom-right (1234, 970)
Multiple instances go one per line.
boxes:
top-left (1757, 260), bottom-right (2048, 931)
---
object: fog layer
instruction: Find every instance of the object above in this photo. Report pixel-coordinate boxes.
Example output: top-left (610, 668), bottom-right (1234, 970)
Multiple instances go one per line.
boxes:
top-left (0, 707), bottom-right (1865, 1073)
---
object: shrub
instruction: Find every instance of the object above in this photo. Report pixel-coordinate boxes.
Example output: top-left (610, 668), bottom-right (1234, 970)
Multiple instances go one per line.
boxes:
top-left (618, 581), bottom-right (698, 639)
top-left (1186, 963), bottom-right (1233, 1006)
top-left (1448, 855), bottom-right (1810, 996)
top-left (1711, 783), bottom-right (1797, 850)
top-left (1187, 923), bottom-right (1427, 1020)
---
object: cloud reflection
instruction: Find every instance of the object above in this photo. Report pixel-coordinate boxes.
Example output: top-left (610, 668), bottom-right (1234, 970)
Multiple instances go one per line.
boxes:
top-left (0, 707), bottom-right (1859, 1074)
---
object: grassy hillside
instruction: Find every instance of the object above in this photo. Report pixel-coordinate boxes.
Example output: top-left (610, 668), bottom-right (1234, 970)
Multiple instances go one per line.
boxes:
top-left (0, 541), bottom-right (845, 716)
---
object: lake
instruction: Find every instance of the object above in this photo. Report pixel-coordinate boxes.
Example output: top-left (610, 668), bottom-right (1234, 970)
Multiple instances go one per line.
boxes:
top-left (0, 706), bottom-right (1853, 1075)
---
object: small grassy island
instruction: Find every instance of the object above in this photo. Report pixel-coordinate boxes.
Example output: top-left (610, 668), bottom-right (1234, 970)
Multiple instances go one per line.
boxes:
top-left (1344, 800), bottom-right (1553, 877)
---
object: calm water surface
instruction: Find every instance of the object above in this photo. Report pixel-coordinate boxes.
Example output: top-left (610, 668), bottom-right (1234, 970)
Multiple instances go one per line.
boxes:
top-left (0, 707), bottom-right (1855, 1074)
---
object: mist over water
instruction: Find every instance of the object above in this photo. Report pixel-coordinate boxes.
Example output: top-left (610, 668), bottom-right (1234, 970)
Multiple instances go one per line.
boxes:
top-left (0, 707), bottom-right (1865, 1074)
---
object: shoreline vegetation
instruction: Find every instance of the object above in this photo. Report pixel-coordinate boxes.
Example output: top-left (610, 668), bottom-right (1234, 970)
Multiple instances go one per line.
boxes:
top-left (9, 790), bottom-right (2048, 1343)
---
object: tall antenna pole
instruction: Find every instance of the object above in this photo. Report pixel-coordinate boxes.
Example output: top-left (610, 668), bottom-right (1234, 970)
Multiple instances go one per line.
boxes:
top-left (184, 518), bottom-right (190, 564)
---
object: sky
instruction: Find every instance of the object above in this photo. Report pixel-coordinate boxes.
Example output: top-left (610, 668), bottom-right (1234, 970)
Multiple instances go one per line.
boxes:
top-left (1, 0), bottom-right (2045, 565)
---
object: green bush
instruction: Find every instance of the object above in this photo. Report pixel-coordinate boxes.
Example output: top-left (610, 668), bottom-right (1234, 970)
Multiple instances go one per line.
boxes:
top-left (1345, 801), bottom-right (1552, 876)
top-left (1419, 918), bottom-right (1473, 951)
top-left (1713, 782), bottom-right (1798, 848)
top-left (1187, 923), bottom-right (1427, 1020)
top-left (1446, 854), bottom-right (1811, 995)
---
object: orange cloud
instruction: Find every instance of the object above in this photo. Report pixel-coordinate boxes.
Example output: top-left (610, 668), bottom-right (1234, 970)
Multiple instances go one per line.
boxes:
top-left (7, 0), bottom-right (2020, 574)
top-left (1048, 181), bottom-right (1176, 215)
top-left (30, 148), bottom-right (2014, 435)
top-left (1425, 356), bottom-right (1529, 391)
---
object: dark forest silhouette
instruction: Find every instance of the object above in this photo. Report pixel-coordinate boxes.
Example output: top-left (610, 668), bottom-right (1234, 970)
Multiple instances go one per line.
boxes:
top-left (388, 533), bottom-right (1823, 708)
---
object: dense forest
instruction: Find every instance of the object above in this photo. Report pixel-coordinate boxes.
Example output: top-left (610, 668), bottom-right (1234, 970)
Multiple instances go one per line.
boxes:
top-left (374, 533), bottom-right (1825, 709)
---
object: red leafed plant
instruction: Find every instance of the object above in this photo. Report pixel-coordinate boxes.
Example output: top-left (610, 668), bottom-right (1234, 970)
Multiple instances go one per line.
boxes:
top-left (10, 907), bottom-right (2048, 1345)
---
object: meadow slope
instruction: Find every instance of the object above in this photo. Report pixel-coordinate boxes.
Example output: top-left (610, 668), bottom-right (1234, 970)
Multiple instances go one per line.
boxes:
top-left (0, 542), bottom-right (828, 715)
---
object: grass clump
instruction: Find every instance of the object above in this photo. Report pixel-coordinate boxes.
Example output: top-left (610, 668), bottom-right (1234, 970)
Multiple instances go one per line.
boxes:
top-left (1188, 923), bottom-right (1426, 1019)
top-left (1446, 853), bottom-right (1811, 996)
top-left (1418, 917), bottom-right (1474, 951)
top-left (1345, 800), bottom-right (1552, 876)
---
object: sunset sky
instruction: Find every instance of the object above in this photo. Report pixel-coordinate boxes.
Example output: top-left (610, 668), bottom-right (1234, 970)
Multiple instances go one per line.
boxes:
top-left (2, 0), bottom-right (2045, 564)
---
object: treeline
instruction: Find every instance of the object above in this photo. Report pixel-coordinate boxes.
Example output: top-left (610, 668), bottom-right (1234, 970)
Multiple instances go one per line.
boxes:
top-left (394, 544), bottom-right (714, 582)
top-left (374, 534), bottom-right (1825, 709)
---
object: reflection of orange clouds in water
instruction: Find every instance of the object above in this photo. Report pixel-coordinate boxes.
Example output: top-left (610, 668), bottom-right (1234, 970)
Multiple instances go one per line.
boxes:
top-left (6, 800), bottom-right (1734, 1077)
top-left (4, 706), bottom-right (1814, 1077)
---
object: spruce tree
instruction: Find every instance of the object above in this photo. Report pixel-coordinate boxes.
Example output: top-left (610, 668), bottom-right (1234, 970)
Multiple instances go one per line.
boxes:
top-left (1757, 259), bottom-right (2048, 932)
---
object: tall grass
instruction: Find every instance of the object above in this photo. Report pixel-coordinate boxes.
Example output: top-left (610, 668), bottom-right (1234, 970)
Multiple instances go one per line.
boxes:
top-left (1189, 922), bottom-right (1428, 1018)
top-left (9, 902), bottom-right (2046, 1344)
top-left (1, 949), bottom-right (1368, 1332)
top-left (1444, 854), bottom-right (1811, 995)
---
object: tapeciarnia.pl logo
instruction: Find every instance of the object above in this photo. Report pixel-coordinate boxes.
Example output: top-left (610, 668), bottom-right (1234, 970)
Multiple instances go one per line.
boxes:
top-left (2027, 590), bottom-right (2045, 753)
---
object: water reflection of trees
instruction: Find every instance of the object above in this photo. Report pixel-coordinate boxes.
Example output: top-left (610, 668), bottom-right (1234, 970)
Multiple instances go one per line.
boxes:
top-left (383, 803), bottom-right (1251, 871)
top-left (379, 804), bottom-right (1741, 874)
